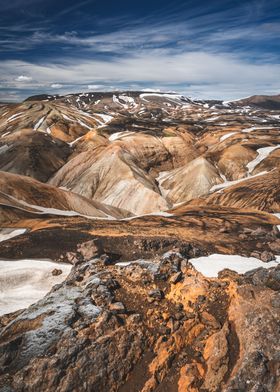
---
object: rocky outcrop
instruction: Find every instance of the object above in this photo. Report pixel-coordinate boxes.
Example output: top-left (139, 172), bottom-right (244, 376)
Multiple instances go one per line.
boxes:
top-left (1, 252), bottom-right (280, 391)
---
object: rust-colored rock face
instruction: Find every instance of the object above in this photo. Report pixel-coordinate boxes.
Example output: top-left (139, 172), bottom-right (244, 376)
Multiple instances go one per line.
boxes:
top-left (0, 91), bottom-right (280, 391)
top-left (1, 253), bottom-right (280, 392)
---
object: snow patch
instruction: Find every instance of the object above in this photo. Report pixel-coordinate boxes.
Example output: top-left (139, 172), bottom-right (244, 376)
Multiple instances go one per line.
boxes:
top-left (242, 126), bottom-right (276, 133)
top-left (246, 145), bottom-right (280, 174)
top-left (115, 262), bottom-right (132, 267)
top-left (6, 112), bottom-right (24, 123)
top-left (219, 132), bottom-right (237, 142)
top-left (109, 131), bottom-right (136, 141)
top-left (190, 254), bottom-right (280, 278)
top-left (34, 116), bottom-right (45, 130)
top-left (210, 171), bottom-right (268, 192)
top-left (95, 113), bottom-right (113, 123)
top-left (77, 119), bottom-right (92, 130)
top-left (0, 259), bottom-right (71, 316)
top-left (140, 93), bottom-right (184, 105)
top-left (0, 228), bottom-right (27, 243)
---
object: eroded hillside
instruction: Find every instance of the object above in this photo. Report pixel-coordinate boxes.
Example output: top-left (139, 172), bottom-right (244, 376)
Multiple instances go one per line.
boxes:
top-left (0, 91), bottom-right (280, 391)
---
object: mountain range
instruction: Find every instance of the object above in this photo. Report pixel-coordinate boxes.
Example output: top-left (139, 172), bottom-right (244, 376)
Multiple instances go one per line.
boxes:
top-left (0, 91), bottom-right (280, 391)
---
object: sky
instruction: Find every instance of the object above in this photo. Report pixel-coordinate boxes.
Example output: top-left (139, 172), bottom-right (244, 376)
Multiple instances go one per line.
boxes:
top-left (0, 0), bottom-right (279, 101)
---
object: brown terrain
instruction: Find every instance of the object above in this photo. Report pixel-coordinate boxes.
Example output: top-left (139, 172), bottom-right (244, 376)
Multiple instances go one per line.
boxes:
top-left (0, 91), bottom-right (280, 391)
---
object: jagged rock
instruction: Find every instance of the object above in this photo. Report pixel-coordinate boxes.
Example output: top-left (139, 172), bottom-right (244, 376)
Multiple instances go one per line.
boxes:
top-left (0, 257), bottom-right (280, 391)
top-left (251, 251), bottom-right (261, 259)
top-left (272, 225), bottom-right (280, 238)
top-left (148, 289), bottom-right (164, 300)
top-left (169, 271), bottom-right (183, 284)
top-left (109, 302), bottom-right (126, 314)
top-left (77, 240), bottom-right (98, 261)
top-left (65, 251), bottom-right (79, 264)
top-left (260, 250), bottom-right (275, 262)
top-left (52, 268), bottom-right (62, 276)
top-left (268, 239), bottom-right (280, 253)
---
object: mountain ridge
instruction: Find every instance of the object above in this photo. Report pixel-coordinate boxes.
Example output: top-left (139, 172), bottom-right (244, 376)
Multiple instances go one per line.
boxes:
top-left (1, 90), bottom-right (280, 392)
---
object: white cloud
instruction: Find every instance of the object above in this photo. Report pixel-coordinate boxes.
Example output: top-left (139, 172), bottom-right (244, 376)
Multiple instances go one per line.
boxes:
top-left (15, 75), bottom-right (32, 82)
top-left (1, 49), bottom-right (280, 100)
top-left (87, 84), bottom-right (104, 90)
top-left (141, 88), bottom-right (161, 92)
top-left (51, 83), bottom-right (63, 88)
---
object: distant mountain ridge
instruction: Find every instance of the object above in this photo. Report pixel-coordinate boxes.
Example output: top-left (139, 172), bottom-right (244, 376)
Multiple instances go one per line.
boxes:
top-left (23, 91), bottom-right (280, 109)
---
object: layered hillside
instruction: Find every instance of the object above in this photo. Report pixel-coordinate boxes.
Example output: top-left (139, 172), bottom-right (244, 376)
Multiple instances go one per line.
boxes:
top-left (1, 91), bottom-right (279, 216)
top-left (0, 91), bottom-right (280, 391)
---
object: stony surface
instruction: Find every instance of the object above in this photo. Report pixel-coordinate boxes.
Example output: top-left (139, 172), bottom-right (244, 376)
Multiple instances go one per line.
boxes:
top-left (0, 251), bottom-right (280, 391)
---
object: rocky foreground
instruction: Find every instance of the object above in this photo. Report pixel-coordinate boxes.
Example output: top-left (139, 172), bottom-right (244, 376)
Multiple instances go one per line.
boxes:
top-left (0, 91), bottom-right (280, 391)
top-left (1, 248), bottom-right (280, 392)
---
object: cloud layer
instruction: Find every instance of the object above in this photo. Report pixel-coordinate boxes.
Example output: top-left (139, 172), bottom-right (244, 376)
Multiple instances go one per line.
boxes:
top-left (0, 0), bottom-right (279, 101)
top-left (1, 50), bottom-right (279, 101)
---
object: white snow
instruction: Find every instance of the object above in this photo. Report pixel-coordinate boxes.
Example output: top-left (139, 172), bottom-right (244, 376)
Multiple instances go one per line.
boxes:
top-left (1, 131), bottom-right (11, 138)
top-left (205, 116), bottom-right (220, 122)
top-left (0, 228), bottom-right (27, 243)
top-left (220, 132), bottom-right (237, 142)
top-left (149, 211), bottom-right (173, 217)
top-left (0, 259), bottom-right (71, 315)
top-left (62, 114), bottom-right (73, 121)
top-left (65, 108), bottom-right (112, 128)
top-left (119, 95), bottom-right (137, 107)
top-left (6, 112), bottom-right (24, 123)
top-left (3, 193), bottom-right (114, 220)
top-left (189, 254), bottom-right (280, 278)
top-left (113, 94), bottom-right (137, 110)
top-left (141, 89), bottom-right (161, 92)
top-left (115, 262), bottom-right (132, 267)
top-left (222, 95), bottom-right (252, 105)
top-left (210, 171), bottom-right (268, 192)
top-left (77, 119), bottom-right (92, 130)
top-left (17, 199), bottom-right (98, 217)
top-left (246, 145), bottom-right (280, 174)
top-left (242, 126), bottom-right (276, 133)
top-left (68, 135), bottom-right (84, 146)
top-left (140, 93), bottom-right (183, 104)
top-left (273, 213), bottom-right (280, 231)
top-left (122, 210), bottom-right (173, 221)
top-left (34, 116), bottom-right (45, 130)
top-left (95, 113), bottom-right (114, 125)
top-left (113, 94), bottom-right (122, 107)
top-left (109, 131), bottom-right (136, 141)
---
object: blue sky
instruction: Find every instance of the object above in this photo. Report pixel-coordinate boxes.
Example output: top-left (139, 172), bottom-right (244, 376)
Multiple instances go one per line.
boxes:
top-left (0, 0), bottom-right (279, 101)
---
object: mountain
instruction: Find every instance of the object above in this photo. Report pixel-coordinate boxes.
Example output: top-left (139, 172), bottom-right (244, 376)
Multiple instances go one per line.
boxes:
top-left (0, 91), bottom-right (280, 391)
top-left (228, 94), bottom-right (280, 110)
